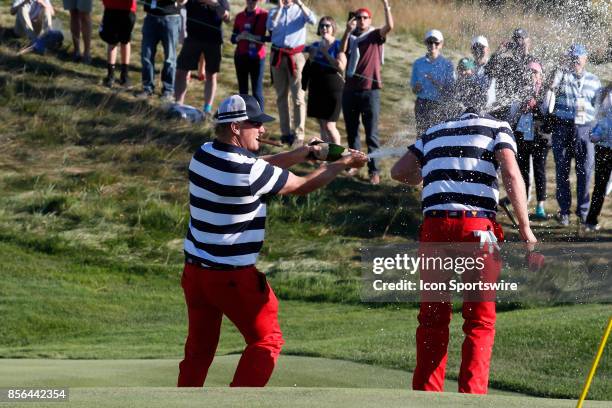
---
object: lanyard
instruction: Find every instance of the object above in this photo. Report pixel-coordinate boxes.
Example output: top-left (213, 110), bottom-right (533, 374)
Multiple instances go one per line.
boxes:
top-left (572, 72), bottom-right (585, 97)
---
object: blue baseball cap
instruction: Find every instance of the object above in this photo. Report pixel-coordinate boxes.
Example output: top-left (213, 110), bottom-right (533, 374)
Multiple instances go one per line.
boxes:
top-left (567, 44), bottom-right (588, 58)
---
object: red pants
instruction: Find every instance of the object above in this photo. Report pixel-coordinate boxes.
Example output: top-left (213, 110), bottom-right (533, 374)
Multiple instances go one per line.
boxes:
top-left (177, 263), bottom-right (284, 387)
top-left (412, 215), bottom-right (503, 394)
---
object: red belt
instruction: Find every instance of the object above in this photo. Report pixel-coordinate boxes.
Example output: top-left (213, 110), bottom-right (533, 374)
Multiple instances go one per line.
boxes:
top-left (424, 210), bottom-right (496, 220)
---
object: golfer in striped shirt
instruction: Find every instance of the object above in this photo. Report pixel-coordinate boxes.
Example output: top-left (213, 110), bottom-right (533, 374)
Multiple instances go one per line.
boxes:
top-left (178, 94), bottom-right (367, 387)
top-left (391, 108), bottom-right (536, 394)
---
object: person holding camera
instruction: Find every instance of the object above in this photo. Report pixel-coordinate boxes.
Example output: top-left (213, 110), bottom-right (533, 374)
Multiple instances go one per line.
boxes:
top-left (484, 28), bottom-right (537, 122)
top-left (513, 61), bottom-right (551, 220)
top-left (548, 44), bottom-right (601, 226)
top-left (340, 0), bottom-right (393, 185)
top-left (267, 0), bottom-right (317, 147)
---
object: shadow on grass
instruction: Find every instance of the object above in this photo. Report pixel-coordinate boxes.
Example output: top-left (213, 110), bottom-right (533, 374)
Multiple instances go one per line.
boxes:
top-left (328, 177), bottom-right (421, 239)
top-left (0, 48), bottom-right (100, 81)
top-left (271, 175), bottom-right (422, 240)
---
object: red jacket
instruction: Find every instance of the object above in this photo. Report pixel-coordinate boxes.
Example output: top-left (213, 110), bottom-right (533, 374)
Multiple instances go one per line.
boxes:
top-left (231, 7), bottom-right (268, 59)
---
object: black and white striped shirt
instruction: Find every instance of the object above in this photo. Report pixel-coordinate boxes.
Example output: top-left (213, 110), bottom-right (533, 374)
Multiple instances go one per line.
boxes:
top-left (184, 140), bottom-right (289, 267)
top-left (408, 111), bottom-right (517, 213)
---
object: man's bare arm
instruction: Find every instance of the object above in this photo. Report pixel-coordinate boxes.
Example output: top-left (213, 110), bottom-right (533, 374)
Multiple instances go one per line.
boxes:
top-left (380, 0), bottom-right (394, 38)
top-left (260, 146), bottom-right (312, 169)
top-left (390, 150), bottom-right (422, 185)
top-left (496, 148), bottom-right (536, 243)
top-left (278, 152), bottom-right (367, 195)
top-left (340, 18), bottom-right (355, 53)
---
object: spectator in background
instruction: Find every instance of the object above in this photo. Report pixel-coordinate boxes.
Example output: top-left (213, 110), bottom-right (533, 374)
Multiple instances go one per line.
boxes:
top-left (267, 0), bottom-right (317, 147)
top-left (550, 44), bottom-right (601, 226)
top-left (178, 11), bottom-right (206, 84)
top-left (410, 29), bottom-right (455, 135)
top-left (10, 0), bottom-right (54, 43)
top-left (231, 0), bottom-right (269, 111)
top-left (485, 28), bottom-right (536, 121)
top-left (63, 0), bottom-right (91, 62)
top-left (585, 84), bottom-right (612, 232)
top-left (175, 0), bottom-right (230, 113)
top-left (100, 0), bottom-right (137, 88)
top-left (471, 35), bottom-right (495, 111)
top-left (139, 0), bottom-right (184, 100)
top-left (452, 57), bottom-right (481, 115)
top-left (341, 0), bottom-right (393, 185)
top-left (514, 61), bottom-right (550, 220)
top-left (305, 16), bottom-right (346, 145)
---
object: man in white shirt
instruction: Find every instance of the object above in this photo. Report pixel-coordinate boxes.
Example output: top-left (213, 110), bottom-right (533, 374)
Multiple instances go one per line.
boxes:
top-left (10, 0), bottom-right (54, 42)
top-left (471, 35), bottom-right (495, 110)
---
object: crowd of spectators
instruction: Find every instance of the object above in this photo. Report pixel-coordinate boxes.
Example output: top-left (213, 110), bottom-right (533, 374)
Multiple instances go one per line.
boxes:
top-left (4, 0), bottom-right (610, 226)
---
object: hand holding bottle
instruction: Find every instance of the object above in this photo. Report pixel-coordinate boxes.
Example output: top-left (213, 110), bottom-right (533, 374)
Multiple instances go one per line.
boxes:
top-left (338, 149), bottom-right (368, 168)
top-left (307, 140), bottom-right (347, 161)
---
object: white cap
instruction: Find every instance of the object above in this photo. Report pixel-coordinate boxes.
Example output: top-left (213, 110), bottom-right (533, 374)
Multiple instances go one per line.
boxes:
top-left (215, 95), bottom-right (249, 124)
top-left (214, 94), bottom-right (275, 124)
top-left (424, 29), bottom-right (444, 43)
top-left (471, 35), bottom-right (489, 48)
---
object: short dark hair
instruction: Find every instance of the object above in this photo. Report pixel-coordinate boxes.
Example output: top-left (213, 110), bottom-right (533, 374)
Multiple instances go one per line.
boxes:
top-left (214, 122), bottom-right (234, 138)
top-left (316, 16), bottom-right (337, 36)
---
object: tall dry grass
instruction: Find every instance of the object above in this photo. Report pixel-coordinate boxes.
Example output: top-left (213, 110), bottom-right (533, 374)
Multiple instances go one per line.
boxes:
top-left (310, 0), bottom-right (610, 60)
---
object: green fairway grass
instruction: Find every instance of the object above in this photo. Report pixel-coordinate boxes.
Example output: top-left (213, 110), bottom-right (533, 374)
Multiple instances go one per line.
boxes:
top-left (1, 387), bottom-right (610, 408)
top-left (0, 356), bottom-right (467, 391)
top-left (3, 358), bottom-right (610, 408)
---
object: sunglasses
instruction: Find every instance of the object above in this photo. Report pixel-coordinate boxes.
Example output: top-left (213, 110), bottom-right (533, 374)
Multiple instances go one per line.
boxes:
top-left (319, 23), bottom-right (332, 28)
top-left (355, 15), bottom-right (370, 20)
top-left (244, 120), bottom-right (263, 127)
top-left (426, 41), bottom-right (441, 46)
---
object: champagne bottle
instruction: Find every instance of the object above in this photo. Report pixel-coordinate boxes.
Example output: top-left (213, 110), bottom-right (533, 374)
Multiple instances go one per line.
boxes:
top-left (307, 141), bottom-right (348, 162)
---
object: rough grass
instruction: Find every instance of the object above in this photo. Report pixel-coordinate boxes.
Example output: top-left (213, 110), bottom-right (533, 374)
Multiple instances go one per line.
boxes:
top-left (0, 0), bottom-right (610, 298)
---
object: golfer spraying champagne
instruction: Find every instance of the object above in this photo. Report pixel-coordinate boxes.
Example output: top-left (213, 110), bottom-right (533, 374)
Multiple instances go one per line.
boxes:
top-left (391, 108), bottom-right (536, 394)
top-left (178, 94), bottom-right (366, 387)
